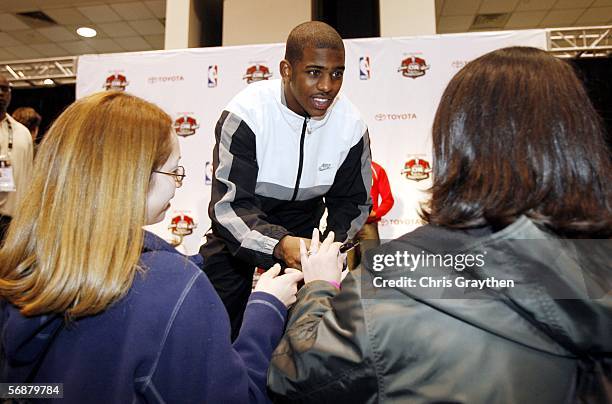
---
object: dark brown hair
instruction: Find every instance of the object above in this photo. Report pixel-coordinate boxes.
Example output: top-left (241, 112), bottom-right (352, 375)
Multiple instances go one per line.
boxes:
top-left (423, 46), bottom-right (611, 237)
top-left (284, 21), bottom-right (344, 65)
top-left (12, 107), bottom-right (41, 132)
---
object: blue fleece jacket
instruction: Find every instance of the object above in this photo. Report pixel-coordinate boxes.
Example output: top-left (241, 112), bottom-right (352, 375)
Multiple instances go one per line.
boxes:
top-left (0, 231), bottom-right (287, 403)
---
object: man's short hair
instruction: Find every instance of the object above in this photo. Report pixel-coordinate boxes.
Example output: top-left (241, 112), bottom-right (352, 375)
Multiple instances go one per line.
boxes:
top-left (284, 21), bottom-right (344, 65)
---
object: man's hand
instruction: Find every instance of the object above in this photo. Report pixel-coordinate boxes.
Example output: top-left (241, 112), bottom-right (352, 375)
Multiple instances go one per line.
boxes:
top-left (273, 235), bottom-right (310, 269)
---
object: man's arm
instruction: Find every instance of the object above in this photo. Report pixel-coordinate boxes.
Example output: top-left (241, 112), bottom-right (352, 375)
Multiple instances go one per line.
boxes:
top-left (2, 123), bottom-right (33, 215)
top-left (324, 129), bottom-right (372, 242)
top-left (209, 110), bottom-right (292, 268)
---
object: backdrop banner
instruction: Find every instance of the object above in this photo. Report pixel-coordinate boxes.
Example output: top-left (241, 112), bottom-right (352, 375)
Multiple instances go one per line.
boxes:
top-left (77, 29), bottom-right (547, 255)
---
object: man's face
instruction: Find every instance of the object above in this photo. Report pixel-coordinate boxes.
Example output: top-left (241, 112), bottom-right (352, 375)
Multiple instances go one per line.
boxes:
top-left (282, 47), bottom-right (345, 118)
top-left (0, 76), bottom-right (11, 116)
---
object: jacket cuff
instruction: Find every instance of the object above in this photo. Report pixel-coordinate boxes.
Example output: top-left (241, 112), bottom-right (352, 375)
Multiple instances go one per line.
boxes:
top-left (297, 280), bottom-right (339, 299)
top-left (270, 228), bottom-right (293, 241)
top-left (252, 230), bottom-right (294, 269)
top-left (247, 291), bottom-right (288, 325)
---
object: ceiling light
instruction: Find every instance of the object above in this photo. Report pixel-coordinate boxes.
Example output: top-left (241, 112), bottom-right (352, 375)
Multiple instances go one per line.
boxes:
top-left (43, 79), bottom-right (55, 85)
top-left (76, 27), bottom-right (97, 38)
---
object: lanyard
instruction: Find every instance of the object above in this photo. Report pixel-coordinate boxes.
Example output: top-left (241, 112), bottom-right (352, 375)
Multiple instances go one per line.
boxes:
top-left (1, 117), bottom-right (13, 158)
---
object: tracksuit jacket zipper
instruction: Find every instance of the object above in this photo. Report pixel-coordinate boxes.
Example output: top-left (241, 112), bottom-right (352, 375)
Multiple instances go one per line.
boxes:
top-left (291, 117), bottom-right (309, 201)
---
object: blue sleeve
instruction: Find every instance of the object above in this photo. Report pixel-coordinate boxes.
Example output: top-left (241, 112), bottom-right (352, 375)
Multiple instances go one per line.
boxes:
top-left (140, 272), bottom-right (287, 403)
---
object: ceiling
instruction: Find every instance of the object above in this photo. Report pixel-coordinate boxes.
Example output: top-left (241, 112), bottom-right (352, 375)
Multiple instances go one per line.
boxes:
top-left (0, 0), bottom-right (165, 62)
top-left (0, 0), bottom-right (611, 63)
top-left (435, 0), bottom-right (612, 33)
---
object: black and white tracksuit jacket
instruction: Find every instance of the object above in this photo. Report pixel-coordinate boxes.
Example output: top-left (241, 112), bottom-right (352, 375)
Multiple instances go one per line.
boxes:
top-left (209, 79), bottom-right (372, 269)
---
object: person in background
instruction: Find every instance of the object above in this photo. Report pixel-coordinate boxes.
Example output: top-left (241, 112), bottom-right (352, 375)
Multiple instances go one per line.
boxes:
top-left (0, 75), bottom-right (33, 243)
top-left (200, 21), bottom-right (371, 339)
top-left (0, 91), bottom-right (303, 403)
top-left (11, 107), bottom-right (41, 144)
top-left (348, 160), bottom-right (394, 269)
top-left (267, 47), bottom-right (611, 403)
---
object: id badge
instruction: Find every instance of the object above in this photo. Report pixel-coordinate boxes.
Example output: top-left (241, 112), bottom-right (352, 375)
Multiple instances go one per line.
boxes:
top-left (0, 158), bottom-right (16, 192)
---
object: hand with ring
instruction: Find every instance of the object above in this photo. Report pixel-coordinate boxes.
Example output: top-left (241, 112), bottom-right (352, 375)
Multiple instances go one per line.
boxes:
top-left (299, 229), bottom-right (344, 285)
top-left (306, 231), bottom-right (319, 257)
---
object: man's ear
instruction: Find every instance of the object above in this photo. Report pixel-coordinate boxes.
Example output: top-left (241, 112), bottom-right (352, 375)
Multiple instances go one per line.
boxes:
top-left (280, 59), bottom-right (291, 81)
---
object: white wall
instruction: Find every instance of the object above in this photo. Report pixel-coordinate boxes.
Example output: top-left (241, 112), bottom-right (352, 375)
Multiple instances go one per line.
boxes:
top-left (165, 0), bottom-right (201, 49)
top-left (223, 0), bottom-right (311, 46)
top-left (380, 0), bottom-right (437, 36)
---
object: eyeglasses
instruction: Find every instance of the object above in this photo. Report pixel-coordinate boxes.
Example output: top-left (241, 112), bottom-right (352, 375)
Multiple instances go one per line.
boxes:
top-left (153, 165), bottom-right (186, 187)
top-left (0, 85), bottom-right (11, 94)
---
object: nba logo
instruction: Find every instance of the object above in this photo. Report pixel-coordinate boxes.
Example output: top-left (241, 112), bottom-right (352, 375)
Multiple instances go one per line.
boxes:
top-left (359, 57), bottom-right (371, 80)
top-left (205, 161), bottom-right (213, 185)
top-left (208, 65), bottom-right (218, 88)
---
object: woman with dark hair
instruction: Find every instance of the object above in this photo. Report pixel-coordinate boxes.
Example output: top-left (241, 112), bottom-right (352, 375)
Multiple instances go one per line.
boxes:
top-left (426, 46), bottom-right (610, 237)
top-left (267, 47), bottom-right (611, 403)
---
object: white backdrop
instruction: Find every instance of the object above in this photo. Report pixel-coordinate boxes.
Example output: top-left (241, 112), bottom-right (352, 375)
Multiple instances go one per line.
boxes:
top-left (77, 29), bottom-right (547, 255)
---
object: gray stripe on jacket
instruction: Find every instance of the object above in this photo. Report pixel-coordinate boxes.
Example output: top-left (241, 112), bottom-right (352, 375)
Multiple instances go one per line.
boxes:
top-left (213, 112), bottom-right (279, 255)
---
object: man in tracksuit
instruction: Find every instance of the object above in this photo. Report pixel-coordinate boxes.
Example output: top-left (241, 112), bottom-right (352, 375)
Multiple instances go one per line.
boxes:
top-left (200, 21), bottom-right (372, 338)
